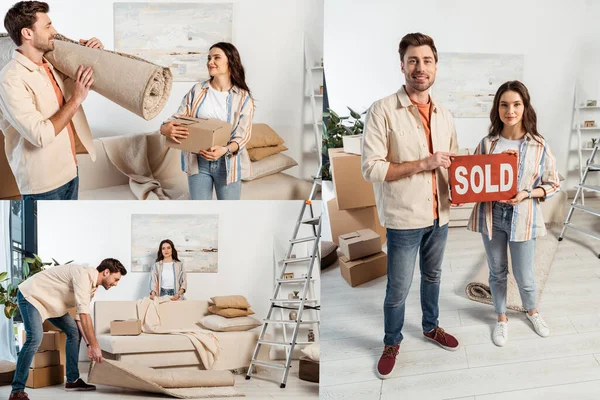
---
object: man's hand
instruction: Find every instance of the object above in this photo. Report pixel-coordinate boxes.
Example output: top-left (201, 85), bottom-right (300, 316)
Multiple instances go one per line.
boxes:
top-left (199, 146), bottom-right (228, 161)
top-left (422, 151), bottom-right (455, 170)
top-left (160, 122), bottom-right (189, 144)
top-left (79, 37), bottom-right (104, 49)
top-left (71, 66), bottom-right (94, 105)
top-left (88, 345), bottom-right (103, 363)
top-left (498, 190), bottom-right (528, 205)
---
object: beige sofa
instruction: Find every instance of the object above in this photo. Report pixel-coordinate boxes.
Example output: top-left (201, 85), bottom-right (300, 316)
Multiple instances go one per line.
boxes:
top-left (76, 133), bottom-right (314, 200)
top-left (94, 300), bottom-right (268, 371)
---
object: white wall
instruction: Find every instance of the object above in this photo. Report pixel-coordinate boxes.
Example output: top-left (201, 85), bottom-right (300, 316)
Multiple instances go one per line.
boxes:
top-left (0, 0), bottom-right (324, 179)
top-left (37, 200), bottom-right (322, 358)
top-left (324, 0), bottom-right (596, 191)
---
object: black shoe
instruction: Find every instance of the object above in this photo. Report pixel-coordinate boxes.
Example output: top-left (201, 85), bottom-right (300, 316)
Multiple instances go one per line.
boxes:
top-left (64, 378), bottom-right (96, 391)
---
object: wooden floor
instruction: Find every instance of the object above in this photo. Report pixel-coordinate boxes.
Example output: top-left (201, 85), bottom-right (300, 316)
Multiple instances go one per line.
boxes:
top-left (0, 361), bottom-right (318, 399)
top-left (320, 199), bottom-right (600, 400)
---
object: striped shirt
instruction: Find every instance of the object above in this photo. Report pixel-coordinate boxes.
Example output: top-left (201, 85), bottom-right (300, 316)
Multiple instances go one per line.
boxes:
top-left (173, 80), bottom-right (254, 184)
top-left (467, 133), bottom-right (560, 242)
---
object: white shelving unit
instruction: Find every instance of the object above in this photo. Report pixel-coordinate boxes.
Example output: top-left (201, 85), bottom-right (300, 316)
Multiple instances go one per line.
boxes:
top-left (302, 36), bottom-right (323, 181)
top-left (571, 86), bottom-right (600, 203)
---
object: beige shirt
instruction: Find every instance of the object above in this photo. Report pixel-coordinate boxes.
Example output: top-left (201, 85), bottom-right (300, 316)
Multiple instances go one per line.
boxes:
top-left (0, 51), bottom-right (96, 195)
top-left (18, 264), bottom-right (98, 322)
top-left (362, 87), bottom-right (459, 229)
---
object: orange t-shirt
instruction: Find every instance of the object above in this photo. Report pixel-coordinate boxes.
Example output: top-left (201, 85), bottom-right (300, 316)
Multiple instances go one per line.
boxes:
top-left (37, 60), bottom-right (77, 165)
top-left (411, 98), bottom-right (439, 220)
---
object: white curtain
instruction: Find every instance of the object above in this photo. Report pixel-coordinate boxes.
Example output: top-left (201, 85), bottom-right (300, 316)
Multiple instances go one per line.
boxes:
top-left (0, 201), bottom-right (16, 361)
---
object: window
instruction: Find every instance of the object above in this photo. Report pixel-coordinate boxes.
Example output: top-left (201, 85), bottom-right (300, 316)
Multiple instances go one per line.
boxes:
top-left (9, 201), bottom-right (37, 283)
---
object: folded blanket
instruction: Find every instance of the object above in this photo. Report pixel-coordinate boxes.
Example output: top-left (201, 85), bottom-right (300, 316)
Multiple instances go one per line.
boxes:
top-left (99, 132), bottom-right (187, 200)
top-left (137, 296), bottom-right (220, 370)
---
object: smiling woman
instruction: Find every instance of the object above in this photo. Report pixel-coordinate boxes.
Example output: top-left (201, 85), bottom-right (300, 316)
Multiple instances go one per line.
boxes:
top-left (159, 42), bottom-right (254, 201)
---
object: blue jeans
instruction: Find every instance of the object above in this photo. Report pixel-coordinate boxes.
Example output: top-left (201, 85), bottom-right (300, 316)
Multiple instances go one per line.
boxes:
top-left (384, 219), bottom-right (448, 346)
top-left (160, 288), bottom-right (175, 296)
top-left (22, 174), bottom-right (79, 201)
top-left (12, 291), bottom-right (81, 393)
top-left (482, 202), bottom-right (537, 315)
top-left (187, 156), bottom-right (241, 200)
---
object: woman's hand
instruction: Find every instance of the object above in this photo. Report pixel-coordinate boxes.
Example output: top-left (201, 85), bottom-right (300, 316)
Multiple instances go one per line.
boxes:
top-left (199, 146), bottom-right (228, 161)
top-left (170, 295), bottom-right (180, 301)
top-left (149, 294), bottom-right (155, 300)
top-left (498, 190), bottom-right (528, 205)
top-left (160, 121), bottom-right (189, 144)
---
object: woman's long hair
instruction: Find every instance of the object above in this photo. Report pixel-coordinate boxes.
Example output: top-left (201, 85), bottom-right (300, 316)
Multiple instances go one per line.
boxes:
top-left (488, 80), bottom-right (543, 143)
top-left (209, 42), bottom-right (251, 96)
top-left (156, 239), bottom-right (180, 262)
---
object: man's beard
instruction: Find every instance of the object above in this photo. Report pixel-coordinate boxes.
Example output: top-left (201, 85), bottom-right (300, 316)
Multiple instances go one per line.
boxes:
top-left (406, 75), bottom-right (435, 93)
top-left (33, 36), bottom-right (54, 53)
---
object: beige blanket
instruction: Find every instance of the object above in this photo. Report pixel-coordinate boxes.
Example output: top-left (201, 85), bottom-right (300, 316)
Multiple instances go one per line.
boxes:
top-left (137, 296), bottom-right (220, 370)
top-left (0, 34), bottom-right (172, 120)
top-left (99, 132), bottom-right (187, 200)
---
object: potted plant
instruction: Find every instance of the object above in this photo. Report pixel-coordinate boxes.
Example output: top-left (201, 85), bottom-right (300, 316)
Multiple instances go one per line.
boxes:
top-left (0, 255), bottom-right (72, 319)
top-left (321, 107), bottom-right (366, 180)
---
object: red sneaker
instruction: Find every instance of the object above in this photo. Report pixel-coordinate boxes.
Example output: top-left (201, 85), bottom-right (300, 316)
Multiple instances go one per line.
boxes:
top-left (375, 344), bottom-right (399, 379)
top-left (423, 326), bottom-right (460, 351)
top-left (8, 392), bottom-right (29, 400)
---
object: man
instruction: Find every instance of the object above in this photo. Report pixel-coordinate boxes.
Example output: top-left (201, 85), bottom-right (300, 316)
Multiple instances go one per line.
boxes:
top-left (362, 32), bottom-right (460, 379)
top-left (9, 259), bottom-right (127, 400)
top-left (0, 1), bottom-right (103, 200)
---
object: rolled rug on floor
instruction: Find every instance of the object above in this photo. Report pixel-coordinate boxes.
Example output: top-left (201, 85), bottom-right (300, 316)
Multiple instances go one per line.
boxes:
top-left (0, 34), bottom-right (172, 120)
top-left (465, 231), bottom-right (559, 312)
top-left (88, 359), bottom-right (244, 398)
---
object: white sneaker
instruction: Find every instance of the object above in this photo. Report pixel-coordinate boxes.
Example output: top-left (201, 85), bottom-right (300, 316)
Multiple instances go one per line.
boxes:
top-left (526, 312), bottom-right (550, 337)
top-left (492, 321), bottom-right (508, 346)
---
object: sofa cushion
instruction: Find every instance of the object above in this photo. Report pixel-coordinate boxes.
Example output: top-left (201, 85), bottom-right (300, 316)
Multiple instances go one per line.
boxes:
top-left (200, 315), bottom-right (262, 332)
top-left (210, 295), bottom-right (251, 309)
top-left (246, 124), bottom-right (284, 149)
top-left (248, 144), bottom-right (288, 161)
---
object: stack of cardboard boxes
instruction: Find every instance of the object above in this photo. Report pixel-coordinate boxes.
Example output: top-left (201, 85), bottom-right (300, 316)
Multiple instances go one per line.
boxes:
top-left (23, 316), bottom-right (70, 388)
top-left (327, 147), bottom-right (388, 287)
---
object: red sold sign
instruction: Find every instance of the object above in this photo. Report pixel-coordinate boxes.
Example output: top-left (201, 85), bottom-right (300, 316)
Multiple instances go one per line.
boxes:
top-left (449, 154), bottom-right (518, 204)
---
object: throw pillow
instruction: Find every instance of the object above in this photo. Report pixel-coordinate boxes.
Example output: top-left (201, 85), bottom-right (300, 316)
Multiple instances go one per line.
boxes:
top-left (248, 144), bottom-right (288, 162)
top-left (246, 124), bottom-right (285, 149)
top-left (210, 295), bottom-right (251, 309)
top-left (320, 241), bottom-right (338, 269)
top-left (200, 314), bottom-right (262, 332)
top-left (243, 153), bottom-right (298, 181)
top-left (301, 343), bottom-right (320, 362)
top-left (208, 305), bottom-right (255, 318)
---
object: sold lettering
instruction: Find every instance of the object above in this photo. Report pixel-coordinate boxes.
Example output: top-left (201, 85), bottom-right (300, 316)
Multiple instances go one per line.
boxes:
top-left (454, 164), bottom-right (514, 195)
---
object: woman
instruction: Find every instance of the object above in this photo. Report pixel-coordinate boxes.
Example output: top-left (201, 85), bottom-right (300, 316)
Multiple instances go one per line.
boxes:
top-left (467, 81), bottom-right (560, 347)
top-left (149, 239), bottom-right (187, 301)
top-left (160, 42), bottom-right (254, 200)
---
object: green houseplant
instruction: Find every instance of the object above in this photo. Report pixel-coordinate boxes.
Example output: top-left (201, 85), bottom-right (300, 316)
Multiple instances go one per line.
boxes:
top-left (0, 255), bottom-right (72, 319)
top-left (322, 107), bottom-right (366, 180)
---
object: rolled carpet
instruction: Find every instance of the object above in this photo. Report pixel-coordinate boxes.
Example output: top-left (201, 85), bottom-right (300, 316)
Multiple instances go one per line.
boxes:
top-left (465, 231), bottom-right (559, 312)
top-left (88, 359), bottom-right (243, 398)
top-left (0, 34), bottom-right (172, 120)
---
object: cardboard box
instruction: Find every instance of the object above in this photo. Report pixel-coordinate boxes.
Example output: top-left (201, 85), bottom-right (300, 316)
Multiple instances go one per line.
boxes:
top-left (110, 319), bottom-right (142, 336)
top-left (0, 130), bottom-right (21, 200)
top-left (25, 364), bottom-right (64, 388)
top-left (340, 252), bottom-right (387, 287)
top-left (42, 308), bottom-right (77, 332)
top-left (327, 198), bottom-right (386, 247)
top-left (328, 148), bottom-right (376, 210)
top-left (22, 331), bottom-right (61, 352)
top-left (339, 229), bottom-right (381, 260)
top-left (165, 117), bottom-right (232, 153)
top-left (30, 350), bottom-right (60, 369)
top-left (342, 134), bottom-right (362, 155)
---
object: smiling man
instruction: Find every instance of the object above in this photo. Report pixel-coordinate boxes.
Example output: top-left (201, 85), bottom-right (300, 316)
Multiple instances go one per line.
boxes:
top-left (0, 1), bottom-right (103, 200)
top-left (361, 32), bottom-right (460, 379)
top-left (9, 259), bottom-right (127, 400)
